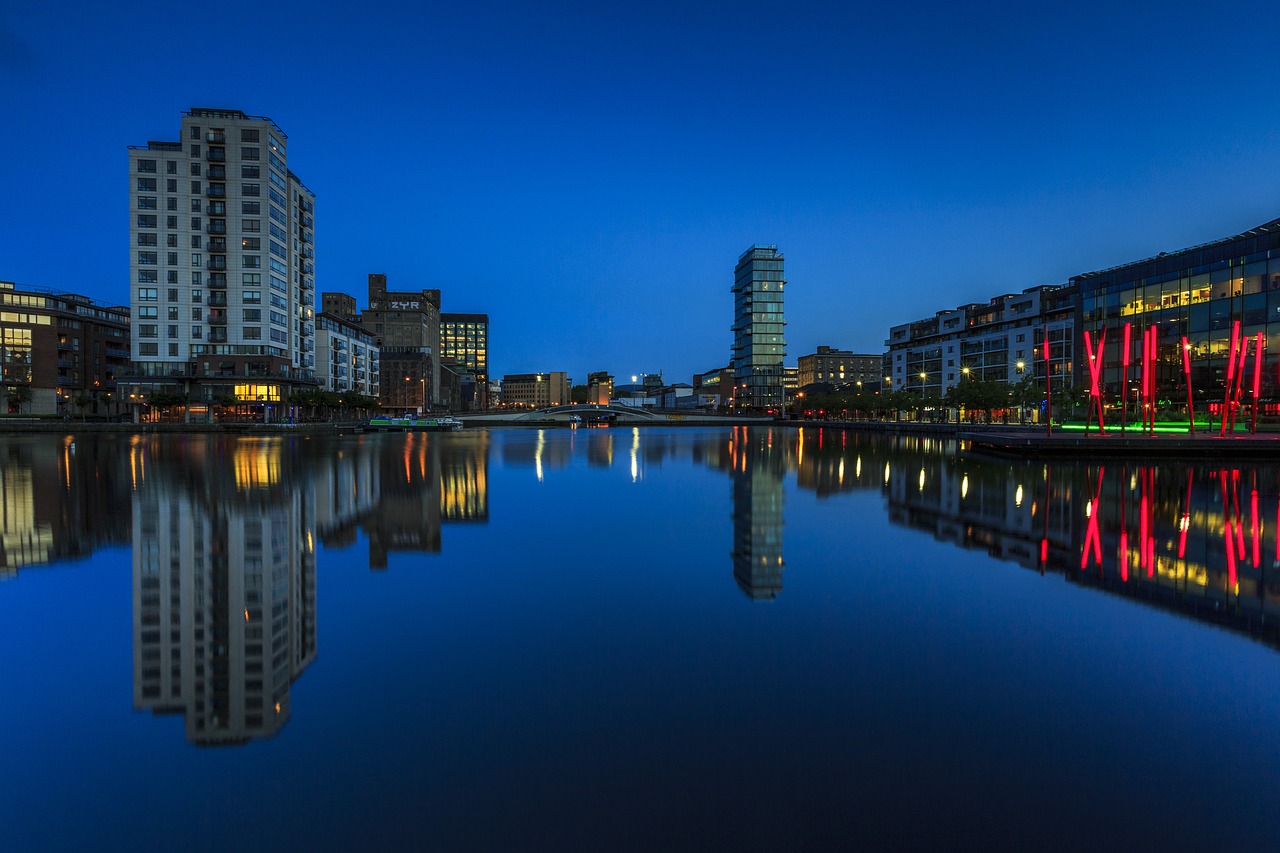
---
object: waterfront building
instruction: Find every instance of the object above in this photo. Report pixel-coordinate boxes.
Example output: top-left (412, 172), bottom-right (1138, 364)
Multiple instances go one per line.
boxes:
top-left (586, 371), bottom-right (613, 405)
top-left (693, 366), bottom-right (735, 409)
top-left (501, 372), bottom-right (569, 408)
top-left (125, 108), bottom-right (317, 414)
top-left (1070, 215), bottom-right (1280, 406)
top-left (0, 281), bottom-right (130, 417)
top-left (731, 245), bottom-right (787, 411)
top-left (886, 285), bottom-right (1075, 398)
top-left (797, 347), bottom-right (882, 389)
top-left (362, 274), bottom-right (440, 413)
top-left (314, 311), bottom-right (380, 399)
top-left (440, 313), bottom-right (489, 410)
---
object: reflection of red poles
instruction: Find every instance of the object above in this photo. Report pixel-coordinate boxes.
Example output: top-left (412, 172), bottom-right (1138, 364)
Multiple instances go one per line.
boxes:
top-left (1122, 323), bottom-right (1132, 433)
top-left (1178, 468), bottom-right (1192, 559)
top-left (1044, 326), bottom-right (1052, 437)
top-left (1252, 332), bottom-right (1264, 434)
top-left (1222, 471), bottom-right (1237, 590)
top-left (1222, 320), bottom-right (1240, 437)
top-left (1080, 466), bottom-right (1105, 570)
top-left (1040, 466), bottom-right (1051, 572)
top-left (1181, 336), bottom-right (1195, 435)
top-left (1119, 465), bottom-right (1129, 582)
top-left (1252, 474), bottom-right (1260, 569)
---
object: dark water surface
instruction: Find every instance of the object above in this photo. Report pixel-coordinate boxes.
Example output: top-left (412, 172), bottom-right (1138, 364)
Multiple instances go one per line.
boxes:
top-left (3, 426), bottom-right (1280, 851)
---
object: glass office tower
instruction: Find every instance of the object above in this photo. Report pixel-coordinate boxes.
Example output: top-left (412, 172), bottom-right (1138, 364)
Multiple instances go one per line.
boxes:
top-left (732, 245), bottom-right (787, 411)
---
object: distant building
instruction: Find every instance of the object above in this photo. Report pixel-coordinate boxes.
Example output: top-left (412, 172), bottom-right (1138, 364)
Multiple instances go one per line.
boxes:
top-left (586, 371), bottom-right (613, 405)
top-left (362, 274), bottom-right (440, 412)
top-left (797, 347), bottom-right (883, 388)
top-left (693, 366), bottom-right (735, 409)
top-left (0, 281), bottom-right (130, 417)
top-left (731, 245), bottom-right (786, 410)
top-left (440, 312), bottom-right (489, 410)
top-left (124, 107), bottom-right (317, 412)
top-left (501, 372), bottom-right (569, 408)
top-left (314, 310), bottom-right (380, 399)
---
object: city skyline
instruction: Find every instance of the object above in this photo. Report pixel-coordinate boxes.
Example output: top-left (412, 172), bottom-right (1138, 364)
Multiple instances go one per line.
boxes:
top-left (5, 2), bottom-right (1280, 382)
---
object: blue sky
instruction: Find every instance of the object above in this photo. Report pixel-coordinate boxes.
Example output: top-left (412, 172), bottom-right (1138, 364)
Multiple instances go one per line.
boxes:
top-left (3, 0), bottom-right (1280, 383)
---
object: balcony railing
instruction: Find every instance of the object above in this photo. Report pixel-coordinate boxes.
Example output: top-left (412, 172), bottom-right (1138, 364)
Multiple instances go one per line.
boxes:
top-left (208, 257), bottom-right (227, 270)
top-left (207, 220), bottom-right (226, 234)
top-left (206, 132), bottom-right (225, 143)
top-left (206, 184), bottom-right (226, 198)
top-left (207, 148), bottom-right (225, 161)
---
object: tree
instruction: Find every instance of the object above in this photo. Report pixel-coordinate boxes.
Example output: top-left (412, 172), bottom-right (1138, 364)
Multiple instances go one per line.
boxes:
top-left (1010, 376), bottom-right (1041, 425)
top-left (72, 393), bottom-right (92, 421)
top-left (570, 385), bottom-right (588, 404)
top-left (5, 385), bottom-right (31, 415)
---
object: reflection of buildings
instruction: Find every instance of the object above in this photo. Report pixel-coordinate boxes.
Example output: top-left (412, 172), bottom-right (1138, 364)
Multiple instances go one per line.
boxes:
top-left (729, 426), bottom-right (787, 600)
top-left (440, 431), bottom-right (489, 522)
top-left (132, 437), bottom-right (316, 745)
top-left (0, 435), bottom-right (131, 576)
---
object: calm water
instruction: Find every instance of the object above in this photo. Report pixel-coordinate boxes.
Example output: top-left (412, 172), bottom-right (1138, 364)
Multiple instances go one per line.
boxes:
top-left (3, 426), bottom-right (1280, 851)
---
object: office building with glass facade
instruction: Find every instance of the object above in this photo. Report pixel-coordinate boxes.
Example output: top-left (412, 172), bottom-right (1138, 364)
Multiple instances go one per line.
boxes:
top-left (731, 245), bottom-right (786, 411)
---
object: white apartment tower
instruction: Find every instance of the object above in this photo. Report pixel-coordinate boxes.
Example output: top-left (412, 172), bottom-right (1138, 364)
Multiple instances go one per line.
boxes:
top-left (126, 108), bottom-right (316, 411)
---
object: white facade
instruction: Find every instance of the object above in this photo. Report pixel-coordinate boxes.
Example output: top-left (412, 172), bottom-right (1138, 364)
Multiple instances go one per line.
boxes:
top-left (315, 313), bottom-right (381, 397)
top-left (128, 108), bottom-right (316, 400)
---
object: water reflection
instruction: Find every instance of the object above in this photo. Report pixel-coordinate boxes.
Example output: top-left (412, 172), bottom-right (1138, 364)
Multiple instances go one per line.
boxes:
top-left (122, 432), bottom-right (490, 744)
top-left (727, 425), bottom-right (787, 599)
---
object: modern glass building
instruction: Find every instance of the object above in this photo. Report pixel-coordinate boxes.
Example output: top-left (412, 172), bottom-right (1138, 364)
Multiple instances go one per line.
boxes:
top-left (731, 244), bottom-right (786, 411)
top-left (1071, 216), bottom-right (1280, 409)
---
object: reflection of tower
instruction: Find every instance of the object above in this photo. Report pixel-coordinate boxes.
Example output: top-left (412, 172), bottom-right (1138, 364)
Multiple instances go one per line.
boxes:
top-left (439, 431), bottom-right (489, 521)
top-left (729, 426), bottom-right (786, 599)
top-left (132, 437), bottom-right (315, 746)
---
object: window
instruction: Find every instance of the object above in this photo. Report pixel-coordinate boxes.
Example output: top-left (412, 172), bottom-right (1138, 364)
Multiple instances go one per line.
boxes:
top-left (137, 233), bottom-right (157, 246)
top-left (138, 252), bottom-right (157, 265)
top-left (191, 236), bottom-right (202, 249)
top-left (242, 237), bottom-right (261, 250)
top-left (190, 126), bottom-right (201, 140)
top-left (243, 309), bottom-right (261, 322)
top-left (242, 273), bottom-right (261, 285)
top-left (192, 326), bottom-right (203, 339)
top-left (242, 219), bottom-right (260, 232)
top-left (242, 201), bottom-right (260, 214)
top-left (137, 159), bottom-right (157, 173)
top-left (138, 197), bottom-right (157, 210)
top-left (243, 255), bottom-right (261, 268)
top-left (241, 165), bottom-right (260, 178)
top-left (166, 252), bottom-right (178, 265)
top-left (190, 144), bottom-right (200, 156)
top-left (243, 327), bottom-right (262, 340)
top-left (167, 234), bottom-right (177, 247)
top-left (138, 307), bottom-right (158, 319)
top-left (138, 342), bottom-right (158, 355)
top-left (167, 160), bottom-right (177, 174)
top-left (191, 254), bottom-right (202, 267)
top-left (137, 214), bottom-right (156, 228)
top-left (166, 215), bottom-right (177, 229)
top-left (191, 217), bottom-right (201, 230)
top-left (167, 307), bottom-right (179, 320)
top-left (138, 324), bottom-right (157, 337)
top-left (166, 271), bottom-right (178, 284)
top-left (242, 183), bottom-right (260, 196)
top-left (166, 179), bottom-right (177, 193)
top-left (167, 288), bottom-right (179, 301)
top-left (166, 197), bottom-right (177, 211)
top-left (190, 272), bottom-right (202, 285)
top-left (241, 128), bottom-right (259, 142)
top-left (242, 146), bottom-right (259, 160)
top-left (192, 308), bottom-right (203, 320)
top-left (137, 178), bottom-right (157, 192)
top-left (191, 180), bottom-right (201, 194)
top-left (243, 290), bottom-right (261, 303)
top-left (167, 325), bottom-right (178, 339)
top-left (138, 288), bottom-right (158, 300)
top-left (270, 240), bottom-right (286, 259)
top-left (191, 289), bottom-right (202, 303)
top-left (191, 199), bottom-right (202, 212)
top-left (168, 343), bottom-right (179, 357)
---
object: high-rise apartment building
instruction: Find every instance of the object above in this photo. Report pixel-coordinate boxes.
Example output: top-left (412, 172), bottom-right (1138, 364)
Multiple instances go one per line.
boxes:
top-left (731, 245), bottom-right (787, 411)
top-left (125, 108), bottom-right (316, 412)
top-left (440, 312), bottom-right (489, 409)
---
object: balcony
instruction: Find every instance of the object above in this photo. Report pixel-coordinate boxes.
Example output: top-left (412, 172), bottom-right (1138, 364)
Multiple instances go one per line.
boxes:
top-left (208, 256), bottom-right (227, 271)
top-left (207, 220), bottom-right (226, 234)
top-left (207, 310), bottom-right (227, 325)
top-left (208, 237), bottom-right (227, 252)
top-left (206, 184), bottom-right (226, 198)
top-left (207, 293), bottom-right (228, 307)
top-left (302, 263), bottom-right (313, 275)
top-left (301, 215), bottom-right (313, 228)
top-left (207, 148), bottom-right (225, 161)
top-left (206, 131), bottom-right (225, 143)
top-left (207, 165), bottom-right (226, 180)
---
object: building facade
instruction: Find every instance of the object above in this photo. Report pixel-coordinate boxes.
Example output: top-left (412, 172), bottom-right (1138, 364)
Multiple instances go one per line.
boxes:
top-left (315, 311), bottom-right (380, 399)
top-left (797, 347), bottom-right (883, 389)
top-left (886, 285), bottom-right (1075, 398)
top-left (125, 108), bottom-right (317, 412)
top-left (586, 371), bottom-right (613, 405)
top-left (501, 372), bottom-right (569, 408)
top-left (361, 274), bottom-right (440, 412)
top-left (0, 281), bottom-right (131, 417)
top-left (731, 245), bottom-right (787, 411)
top-left (440, 312), bottom-right (489, 410)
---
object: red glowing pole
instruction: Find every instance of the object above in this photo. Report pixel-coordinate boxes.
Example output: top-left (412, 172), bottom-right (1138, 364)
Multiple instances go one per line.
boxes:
top-left (1044, 327), bottom-right (1052, 437)
top-left (1149, 326), bottom-right (1159, 434)
top-left (1139, 327), bottom-right (1148, 436)
top-left (1122, 322), bottom-right (1132, 433)
top-left (1252, 332), bottom-right (1264, 434)
top-left (1084, 329), bottom-right (1107, 434)
top-left (1231, 333), bottom-right (1250, 434)
top-left (1221, 321), bottom-right (1240, 437)
top-left (1145, 327), bottom-right (1156, 435)
top-left (1181, 336), bottom-right (1195, 435)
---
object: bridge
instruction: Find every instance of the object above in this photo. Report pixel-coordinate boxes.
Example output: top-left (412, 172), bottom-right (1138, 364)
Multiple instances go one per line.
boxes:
top-left (460, 404), bottom-right (767, 426)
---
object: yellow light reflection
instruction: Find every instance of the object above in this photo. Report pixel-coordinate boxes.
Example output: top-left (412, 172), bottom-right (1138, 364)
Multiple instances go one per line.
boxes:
top-left (1015, 484), bottom-right (1024, 508)
top-left (535, 429), bottom-right (545, 482)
